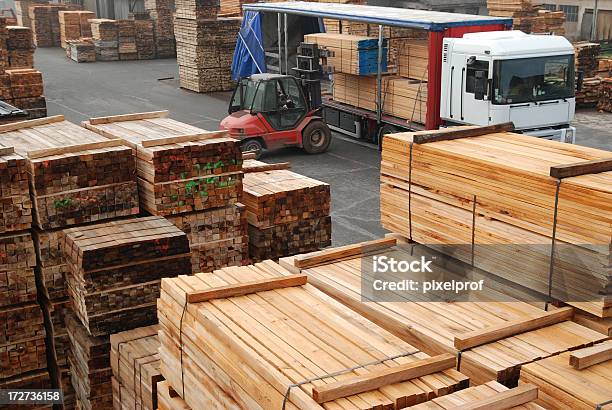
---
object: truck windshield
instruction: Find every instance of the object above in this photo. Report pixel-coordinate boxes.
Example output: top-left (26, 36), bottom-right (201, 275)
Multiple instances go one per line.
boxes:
top-left (492, 55), bottom-right (574, 104)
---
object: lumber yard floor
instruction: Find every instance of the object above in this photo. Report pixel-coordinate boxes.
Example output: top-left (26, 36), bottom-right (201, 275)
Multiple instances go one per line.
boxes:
top-left (37, 48), bottom-right (612, 246)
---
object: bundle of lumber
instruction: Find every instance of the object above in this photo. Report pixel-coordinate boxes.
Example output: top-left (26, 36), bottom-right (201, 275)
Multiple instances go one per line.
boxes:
top-left (576, 77), bottom-right (602, 107)
top-left (144, 0), bottom-right (175, 58)
top-left (487, 0), bottom-right (565, 34)
top-left (29, 4), bottom-right (80, 47)
top-left (532, 9), bottom-right (565, 35)
top-left (61, 216), bottom-right (191, 336)
top-left (58, 10), bottom-right (94, 49)
top-left (90, 18), bottom-right (117, 41)
top-left (175, 0), bottom-right (219, 20)
top-left (0, 370), bottom-right (53, 410)
top-left (598, 78), bottom-right (612, 112)
top-left (380, 126), bottom-right (612, 318)
top-left (0, 115), bottom-right (139, 230)
top-left (396, 39), bottom-right (428, 81)
top-left (520, 341), bottom-right (612, 409)
top-left (117, 19), bottom-right (137, 60)
top-left (574, 42), bottom-right (601, 77)
top-left (82, 110), bottom-right (243, 216)
top-left (7, 26), bottom-right (35, 68)
top-left (110, 325), bottom-right (163, 410)
top-left (14, 0), bottom-right (50, 29)
top-left (280, 238), bottom-right (609, 385)
top-left (158, 263), bottom-right (470, 409)
top-left (66, 38), bottom-right (96, 63)
top-left (0, 231), bottom-right (36, 305)
top-left (597, 58), bottom-right (612, 78)
top-left (174, 17), bottom-right (240, 92)
top-left (219, 0), bottom-right (256, 16)
top-left (0, 145), bottom-right (31, 232)
top-left (243, 166), bottom-right (332, 261)
top-left (304, 32), bottom-right (388, 75)
top-left (132, 13), bottom-right (156, 60)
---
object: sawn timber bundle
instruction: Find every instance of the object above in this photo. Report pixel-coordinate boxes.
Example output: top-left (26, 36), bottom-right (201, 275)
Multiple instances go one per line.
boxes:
top-left (0, 144), bottom-right (31, 232)
top-left (82, 110), bottom-right (243, 216)
top-left (280, 238), bottom-right (608, 386)
top-left (158, 263), bottom-right (469, 410)
top-left (380, 126), bottom-right (612, 318)
top-left (0, 116), bottom-right (139, 230)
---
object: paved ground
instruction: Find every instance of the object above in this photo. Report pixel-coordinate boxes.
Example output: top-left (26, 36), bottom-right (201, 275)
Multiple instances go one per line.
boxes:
top-left (36, 48), bottom-right (611, 246)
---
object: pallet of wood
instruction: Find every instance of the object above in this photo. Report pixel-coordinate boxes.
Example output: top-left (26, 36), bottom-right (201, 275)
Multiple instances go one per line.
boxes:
top-left (380, 126), bottom-right (612, 318)
top-left (279, 238), bottom-right (609, 386)
top-left (520, 342), bottom-right (612, 409)
top-left (396, 39), bottom-right (428, 81)
top-left (61, 215), bottom-right (191, 336)
top-left (175, 0), bottom-right (219, 20)
top-left (144, 0), bottom-right (175, 58)
top-left (304, 32), bottom-right (388, 75)
top-left (0, 146), bottom-right (31, 233)
top-left (90, 18), bottom-right (117, 41)
top-left (14, 0), bottom-right (50, 29)
top-left (7, 26), bottom-right (35, 68)
top-left (3, 68), bottom-right (46, 119)
top-left (219, 0), bottom-right (256, 16)
top-left (597, 77), bottom-right (612, 112)
top-left (158, 263), bottom-right (470, 409)
top-left (58, 11), bottom-right (94, 49)
top-left (0, 115), bottom-right (139, 230)
top-left (576, 77), bottom-right (602, 107)
top-left (66, 38), bottom-right (96, 63)
top-left (110, 325), bottom-right (163, 410)
top-left (29, 4), bottom-right (80, 47)
top-left (0, 231), bottom-right (36, 306)
top-left (117, 19), bottom-right (137, 60)
top-left (82, 110), bottom-right (243, 216)
top-left (574, 42), bottom-right (601, 78)
top-left (132, 15), bottom-right (156, 60)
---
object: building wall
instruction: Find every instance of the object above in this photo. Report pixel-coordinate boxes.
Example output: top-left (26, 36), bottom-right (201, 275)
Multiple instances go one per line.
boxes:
top-left (539, 0), bottom-right (612, 41)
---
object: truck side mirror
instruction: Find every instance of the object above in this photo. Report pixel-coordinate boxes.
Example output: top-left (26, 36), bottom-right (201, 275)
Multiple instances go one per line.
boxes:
top-left (474, 70), bottom-right (486, 100)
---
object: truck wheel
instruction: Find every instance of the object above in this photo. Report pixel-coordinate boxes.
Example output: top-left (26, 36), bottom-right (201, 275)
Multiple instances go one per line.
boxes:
top-left (241, 139), bottom-right (264, 159)
top-left (302, 121), bottom-right (332, 154)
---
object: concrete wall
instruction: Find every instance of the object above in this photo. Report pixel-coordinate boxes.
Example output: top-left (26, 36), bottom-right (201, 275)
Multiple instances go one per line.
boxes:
top-left (537, 0), bottom-right (612, 41)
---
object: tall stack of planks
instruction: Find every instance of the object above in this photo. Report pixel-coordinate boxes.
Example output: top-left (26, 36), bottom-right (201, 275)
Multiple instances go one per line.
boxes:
top-left (58, 10), bottom-right (94, 49)
top-left (219, 0), bottom-right (256, 16)
top-left (487, 0), bottom-right (566, 35)
top-left (7, 26), bottom-right (35, 68)
top-left (61, 216), bottom-right (191, 409)
top-left (174, 0), bottom-right (240, 92)
top-left (280, 238), bottom-right (609, 386)
top-left (15, 0), bottom-right (49, 29)
top-left (157, 263), bottom-right (470, 409)
top-left (110, 325), bottom-right (163, 410)
top-left (131, 12), bottom-right (156, 60)
top-left (243, 160), bottom-right (332, 261)
top-left (117, 19), bottom-right (137, 60)
top-left (29, 4), bottom-right (81, 47)
top-left (380, 126), bottom-right (612, 318)
top-left (144, 0), bottom-right (175, 58)
top-left (89, 19), bottom-right (118, 61)
top-left (598, 77), bottom-right (612, 112)
top-left (82, 110), bottom-right (249, 273)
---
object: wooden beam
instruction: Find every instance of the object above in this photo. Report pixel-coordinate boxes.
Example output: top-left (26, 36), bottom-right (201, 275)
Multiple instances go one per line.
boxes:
top-left (140, 131), bottom-right (229, 148)
top-left (550, 159), bottom-right (612, 179)
top-left (413, 122), bottom-right (515, 144)
top-left (0, 115), bottom-right (65, 133)
top-left (243, 162), bottom-right (291, 173)
top-left (88, 111), bottom-right (169, 125)
top-left (27, 139), bottom-right (125, 159)
top-left (186, 274), bottom-right (308, 304)
top-left (0, 146), bottom-right (15, 156)
top-left (454, 384), bottom-right (538, 410)
top-left (311, 353), bottom-right (456, 404)
top-left (569, 340), bottom-right (612, 370)
top-left (242, 152), bottom-right (257, 160)
top-left (454, 307), bottom-right (574, 350)
top-left (293, 238), bottom-right (397, 269)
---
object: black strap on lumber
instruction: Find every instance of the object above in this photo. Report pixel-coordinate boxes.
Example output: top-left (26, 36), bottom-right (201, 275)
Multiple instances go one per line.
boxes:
top-left (280, 350), bottom-right (420, 409)
top-left (412, 122), bottom-right (515, 144)
top-left (470, 195), bottom-right (477, 266)
top-left (549, 158), bottom-right (612, 179)
top-left (545, 178), bottom-right (562, 311)
top-left (597, 398), bottom-right (612, 410)
top-left (408, 144), bottom-right (413, 239)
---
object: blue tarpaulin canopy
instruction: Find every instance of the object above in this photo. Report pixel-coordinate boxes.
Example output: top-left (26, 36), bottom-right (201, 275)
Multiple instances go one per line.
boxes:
top-left (231, 11), bottom-right (266, 81)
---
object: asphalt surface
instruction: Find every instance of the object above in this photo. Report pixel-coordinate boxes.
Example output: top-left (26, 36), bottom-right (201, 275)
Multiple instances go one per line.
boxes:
top-left (36, 48), bottom-right (611, 246)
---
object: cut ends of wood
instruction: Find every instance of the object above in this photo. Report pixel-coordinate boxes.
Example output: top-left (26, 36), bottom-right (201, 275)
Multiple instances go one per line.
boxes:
top-left (87, 110), bottom-right (169, 125)
top-left (569, 340), bottom-right (612, 370)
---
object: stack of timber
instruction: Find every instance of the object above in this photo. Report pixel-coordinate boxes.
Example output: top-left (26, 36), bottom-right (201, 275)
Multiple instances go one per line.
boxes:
top-left (82, 110), bottom-right (249, 273)
top-left (5, 68), bottom-right (46, 119)
top-left (65, 38), bottom-right (96, 63)
top-left (7, 26), bottom-right (35, 68)
top-left (158, 263), bottom-right (470, 409)
top-left (304, 32), bottom-right (388, 75)
top-left (117, 19), bottom-right (137, 60)
top-left (58, 10), bottom-right (94, 49)
top-left (396, 39), bottom-right (428, 81)
top-left (110, 325), bottom-right (163, 410)
top-left (280, 238), bottom-right (609, 385)
top-left (598, 77), bottom-right (612, 112)
top-left (144, 0), bottom-right (175, 58)
top-left (597, 58), bottom-right (612, 78)
top-left (379, 125), bottom-right (612, 318)
top-left (520, 341), bottom-right (612, 409)
top-left (243, 163), bottom-right (331, 261)
top-left (532, 9), bottom-right (565, 35)
top-left (487, 0), bottom-right (565, 34)
top-left (14, 0), bottom-right (49, 29)
top-left (0, 144), bottom-right (31, 232)
top-left (576, 76), bottom-right (602, 107)
top-left (29, 4), bottom-right (80, 47)
top-left (0, 370), bottom-right (53, 410)
top-left (131, 13), bottom-right (156, 60)
top-left (0, 19), bottom-right (8, 77)
top-left (175, 0), bottom-right (219, 19)
top-left (90, 18), bottom-right (118, 61)
top-left (574, 42), bottom-right (601, 77)
top-left (219, 0), bottom-right (256, 16)
top-left (174, 16), bottom-right (240, 92)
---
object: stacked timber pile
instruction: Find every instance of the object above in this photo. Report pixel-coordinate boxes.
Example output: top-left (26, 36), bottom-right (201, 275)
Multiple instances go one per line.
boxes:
top-left (117, 19), bottom-right (137, 60)
top-left (597, 58), bottom-right (612, 78)
top-left (61, 216), bottom-right (191, 409)
top-left (90, 19), bottom-right (118, 61)
top-left (29, 4), bottom-right (80, 47)
top-left (379, 125), bottom-right (612, 319)
top-left (15, 0), bottom-right (49, 28)
top-left (144, 0), bottom-right (175, 58)
top-left (396, 39), bottom-right (428, 81)
top-left (574, 42), bottom-right (601, 77)
top-left (0, 144), bottom-right (31, 232)
top-left (174, 15), bottom-right (241, 92)
top-left (280, 238), bottom-right (609, 385)
top-left (520, 341), bottom-right (612, 408)
top-left (7, 26), bottom-right (35, 68)
top-left (131, 12), bottom-right (156, 60)
top-left (533, 9), bottom-right (565, 35)
top-left (243, 160), bottom-right (331, 261)
top-left (66, 38), bottom-right (96, 63)
top-left (304, 32), bottom-right (388, 75)
top-left (3, 67), bottom-right (46, 119)
top-left (110, 325), bottom-right (163, 410)
top-left (219, 0), bottom-right (256, 16)
top-left (58, 10), bottom-right (94, 49)
top-left (158, 263), bottom-right (470, 409)
top-left (598, 78), bottom-right (612, 112)
top-left (487, 0), bottom-right (565, 34)
top-left (576, 76), bottom-right (602, 107)
top-left (82, 110), bottom-right (249, 273)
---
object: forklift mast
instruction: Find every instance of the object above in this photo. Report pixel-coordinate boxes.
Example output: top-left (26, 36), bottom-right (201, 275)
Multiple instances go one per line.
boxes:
top-left (292, 42), bottom-right (323, 111)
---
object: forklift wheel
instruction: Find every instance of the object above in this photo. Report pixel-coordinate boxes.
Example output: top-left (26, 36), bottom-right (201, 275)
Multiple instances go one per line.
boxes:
top-left (302, 121), bottom-right (332, 154)
top-left (241, 139), bottom-right (264, 159)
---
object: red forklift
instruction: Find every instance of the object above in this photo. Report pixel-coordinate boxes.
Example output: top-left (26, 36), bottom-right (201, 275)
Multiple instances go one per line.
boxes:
top-left (220, 43), bottom-right (332, 158)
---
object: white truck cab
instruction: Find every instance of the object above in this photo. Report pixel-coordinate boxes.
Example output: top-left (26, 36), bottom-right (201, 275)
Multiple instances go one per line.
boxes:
top-left (440, 31), bottom-right (576, 143)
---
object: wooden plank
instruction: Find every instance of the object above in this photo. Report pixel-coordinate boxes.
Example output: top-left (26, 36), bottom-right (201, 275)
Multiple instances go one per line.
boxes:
top-left (140, 131), bottom-right (230, 148)
top-left (242, 161), bottom-right (291, 173)
top-left (412, 122), bottom-right (515, 144)
top-left (550, 158), bottom-right (612, 179)
top-left (186, 274), bottom-right (308, 303)
top-left (0, 146), bottom-right (15, 156)
top-left (88, 111), bottom-right (168, 125)
top-left (312, 353), bottom-right (456, 404)
top-left (454, 307), bottom-right (574, 350)
top-left (293, 238), bottom-right (397, 269)
top-left (0, 115), bottom-right (65, 133)
top-left (453, 384), bottom-right (538, 410)
top-left (26, 139), bottom-right (125, 159)
top-left (242, 152), bottom-right (257, 160)
top-left (569, 340), bottom-right (612, 370)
